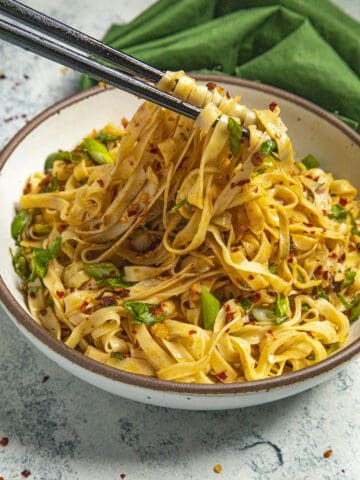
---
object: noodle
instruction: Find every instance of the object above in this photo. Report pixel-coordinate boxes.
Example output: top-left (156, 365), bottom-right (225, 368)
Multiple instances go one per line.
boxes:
top-left (10, 72), bottom-right (360, 384)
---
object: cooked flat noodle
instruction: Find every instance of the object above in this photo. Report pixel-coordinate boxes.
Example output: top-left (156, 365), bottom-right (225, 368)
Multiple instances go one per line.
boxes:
top-left (12, 71), bottom-right (360, 383)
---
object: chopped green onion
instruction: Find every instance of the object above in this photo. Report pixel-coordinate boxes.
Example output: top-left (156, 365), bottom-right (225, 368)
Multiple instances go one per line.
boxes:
top-left (44, 151), bottom-right (81, 171)
top-left (345, 294), bottom-right (360, 322)
top-left (11, 209), bottom-right (30, 243)
top-left (300, 154), bottom-right (319, 169)
top-left (82, 138), bottom-right (113, 164)
top-left (328, 204), bottom-right (348, 223)
top-left (95, 131), bottom-right (122, 142)
top-left (110, 352), bottom-right (125, 360)
top-left (343, 271), bottom-right (356, 289)
top-left (124, 301), bottom-right (165, 326)
top-left (268, 263), bottom-right (278, 274)
top-left (10, 247), bottom-right (31, 282)
top-left (228, 117), bottom-right (243, 155)
top-left (316, 285), bottom-right (330, 301)
top-left (170, 197), bottom-right (188, 213)
top-left (301, 304), bottom-right (310, 313)
top-left (260, 139), bottom-right (277, 155)
top-left (337, 293), bottom-right (350, 309)
top-left (201, 288), bottom-right (220, 330)
top-left (252, 307), bottom-right (275, 323)
top-left (239, 297), bottom-right (252, 312)
top-left (274, 293), bottom-right (289, 325)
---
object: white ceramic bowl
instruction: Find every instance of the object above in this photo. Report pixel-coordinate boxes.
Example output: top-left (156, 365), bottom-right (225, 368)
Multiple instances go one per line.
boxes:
top-left (1, 76), bottom-right (359, 410)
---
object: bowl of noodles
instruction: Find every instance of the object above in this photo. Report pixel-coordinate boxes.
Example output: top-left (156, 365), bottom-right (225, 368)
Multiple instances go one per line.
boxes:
top-left (0, 73), bottom-right (360, 410)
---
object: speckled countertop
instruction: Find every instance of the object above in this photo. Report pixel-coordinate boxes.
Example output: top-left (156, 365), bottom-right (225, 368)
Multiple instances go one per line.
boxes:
top-left (1, 1), bottom-right (360, 479)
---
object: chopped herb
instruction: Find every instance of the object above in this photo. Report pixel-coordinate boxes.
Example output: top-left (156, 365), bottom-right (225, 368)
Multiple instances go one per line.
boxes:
top-left (274, 293), bottom-right (289, 324)
top-left (328, 204), bottom-right (360, 236)
top-left (345, 294), bottom-right (360, 322)
top-left (44, 151), bottom-right (81, 171)
top-left (337, 293), bottom-right (350, 309)
top-left (269, 263), bottom-right (278, 274)
top-left (48, 174), bottom-right (59, 192)
top-left (260, 139), bottom-right (277, 155)
top-left (84, 262), bottom-right (131, 289)
top-left (82, 137), bottom-right (113, 164)
top-left (124, 301), bottom-right (166, 326)
top-left (10, 247), bottom-right (31, 281)
top-left (95, 131), bottom-right (122, 142)
top-left (301, 304), bottom-right (310, 313)
top-left (11, 209), bottom-right (30, 243)
top-left (343, 271), bottom-right (356, 289)
top-left (110, 352), bottom-right (125, 360)
top-left (300, 154), bottom-right (319, 169)
top-left (201, 288), bottom-right (220, 330)
top-left (170, 197), bottom-right (188, 213)
top-left (239, 297), bottom-right (252, 312)
top-left (227, 117), bottom-right (243, 155)
top-left (297, 269), bottom-right (305, 282)
top-left (31, 236), bottom-right (62, 279)
top-left (328, 204), bottom-right (348, 223)
top-left (316, 285), bottom-right (329, 301)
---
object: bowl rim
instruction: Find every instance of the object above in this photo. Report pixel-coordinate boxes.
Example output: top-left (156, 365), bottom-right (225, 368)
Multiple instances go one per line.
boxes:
top-left (1, 75), bottom-right (360, 395)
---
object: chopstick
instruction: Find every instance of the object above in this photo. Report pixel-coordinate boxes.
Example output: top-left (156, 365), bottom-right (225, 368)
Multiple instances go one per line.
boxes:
top-left (0, 1), bottom-right (202, 120)
top-left (0, 0), bottom-right (162, 83)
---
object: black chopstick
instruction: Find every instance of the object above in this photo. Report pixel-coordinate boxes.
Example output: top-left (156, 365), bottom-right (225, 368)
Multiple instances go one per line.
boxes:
top-left (0, 0), bottom-right (162, 83)
top-left (0, 18), bottom-right (202, 120)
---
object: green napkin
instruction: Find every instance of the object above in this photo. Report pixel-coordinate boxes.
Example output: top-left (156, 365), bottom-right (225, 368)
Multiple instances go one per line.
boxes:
top-left (80, 0), bottom-right (360, 131)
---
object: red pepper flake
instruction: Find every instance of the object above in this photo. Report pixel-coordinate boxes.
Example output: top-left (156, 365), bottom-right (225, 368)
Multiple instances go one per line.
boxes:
top-left (253, 186), bottom-right (259, 193)
top-left (206, 82), bottom-right (216, 91)
top-left (0, 476), bottom-right (4, 480)
top-left (248, 274), bottom-right (254, 280)
top-left (314, 265), bottom-right (323, 277)
top-left (121, 117), bottom-right (128, 128)
top-left (323, 449), bottom-right (333, 459)
top-left (249, 293), bottom-right (261, 303)
top-left (97, 179), bottom-right (104, 187)
top-left (0, 437), bottom-right (9, 446)
top-left (322, 271), bottom-right (328, 280)
top-left (216, 371), bottom-right (227, 382)
top-left (339, 197), bottom-right (347, 206)
top-left (269, 101), bottom-right (278, 112)
top-left (152, 307), bottom-right (164, 316)
top-left (267, 329), bottom-right (273, 336)
top-left (29, 290), bottom-right (36, 299)
top-left (42, 375), bottom-right (50, 383)
top-left (329, 252), bottom-right (337, 259)
top-left (225, 312), bottom-right (234, 323)
top-left (149, 146), bottom-right (159, 154)
top-left (303, 222), bottom-right (313, 227)
top-left (338, 253), bottom-right (346, 263)
top-left (58, 223), bottom-right (68, 232)
top-left (100, 295), bottom-right (118, 307)
top-left (322, 209), bottom-right (327, 216)
top-left (288, 253), bottom-right (294, 263)
top-left (80, 301), bottom-right (89, 313)
top-left (188, 329), bottom-right (197, 335)
top-left (56, 290), bottom-right (64, 298)
top-left (39, 309), bottom-right (47, 316)
top-left (61, 328), bottom-right (71, 339)
top-left (120, 474), bottom-right (126, 479)
top-left (131, 330), bottom-right (137, 335)
top-left (114, 287), bottom-right (130, 297)
top-left (127, 209), bottom-right (137, 217)
top-left (225, 304), bottom-right (231, 312)
top-left (21, 470), bottom-right (31, 478)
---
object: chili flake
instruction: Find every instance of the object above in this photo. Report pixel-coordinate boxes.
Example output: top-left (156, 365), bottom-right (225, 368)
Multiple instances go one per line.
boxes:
top-left (225, 312), bottom-right (234, 323)
top-left (21, 470), bottom-right (31, 478)
top-left (339, 197), bottom-right (347, 206)
top-left (216, 371), bottom-right (227, 382)
top-left (188, 329), bottom-right (197, 335)
top-left (206, 82), bottom-right (216, 91)
top-left (0, 437), bottom-right (9, 446)
top-left (42, 375), bottom-right (50, 383)
top-left (97, 179), bottom-right (104, 187)
top-left (269, 102), bottom-right (277, 112)
top-left (56, 290), bottom-right (64, 298)
top-left (323, 449), bottom-right (333, 459)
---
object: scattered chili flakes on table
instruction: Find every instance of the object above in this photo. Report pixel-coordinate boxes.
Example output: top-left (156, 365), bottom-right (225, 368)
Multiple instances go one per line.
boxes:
top-left (213, 464), bottom-right (222, 474)
top-left (42, 375), bottom-right (50, 383)
top-left (21, 469), bottom-right (31, 478)
top-left (0, 437), bottom-right (8, 446)
top-left (323, 449), bottom-right (333, 459)
top-left (120, 474), bottom-right (126, 479)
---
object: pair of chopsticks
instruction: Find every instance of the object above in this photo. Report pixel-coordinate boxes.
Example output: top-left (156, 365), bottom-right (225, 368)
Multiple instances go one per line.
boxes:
top-left (0, 0), bottom-right (202, 119)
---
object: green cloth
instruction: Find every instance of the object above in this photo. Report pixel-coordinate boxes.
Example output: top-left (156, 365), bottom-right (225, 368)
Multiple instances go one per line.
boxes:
top-left (80, 0), bottom-right (360, 131)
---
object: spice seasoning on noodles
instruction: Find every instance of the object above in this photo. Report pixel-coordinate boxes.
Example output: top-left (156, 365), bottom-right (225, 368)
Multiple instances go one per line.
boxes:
top-left (10, 71), bottom-right (360, 384)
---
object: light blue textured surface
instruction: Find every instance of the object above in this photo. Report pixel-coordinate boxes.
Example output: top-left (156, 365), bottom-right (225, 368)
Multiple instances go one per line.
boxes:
top-left (0, 1), bottom-right (359, 479)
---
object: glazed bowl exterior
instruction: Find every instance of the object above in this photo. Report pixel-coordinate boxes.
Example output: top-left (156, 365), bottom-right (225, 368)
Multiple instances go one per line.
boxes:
top-left (0, 76), bottom-right (359, 410)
